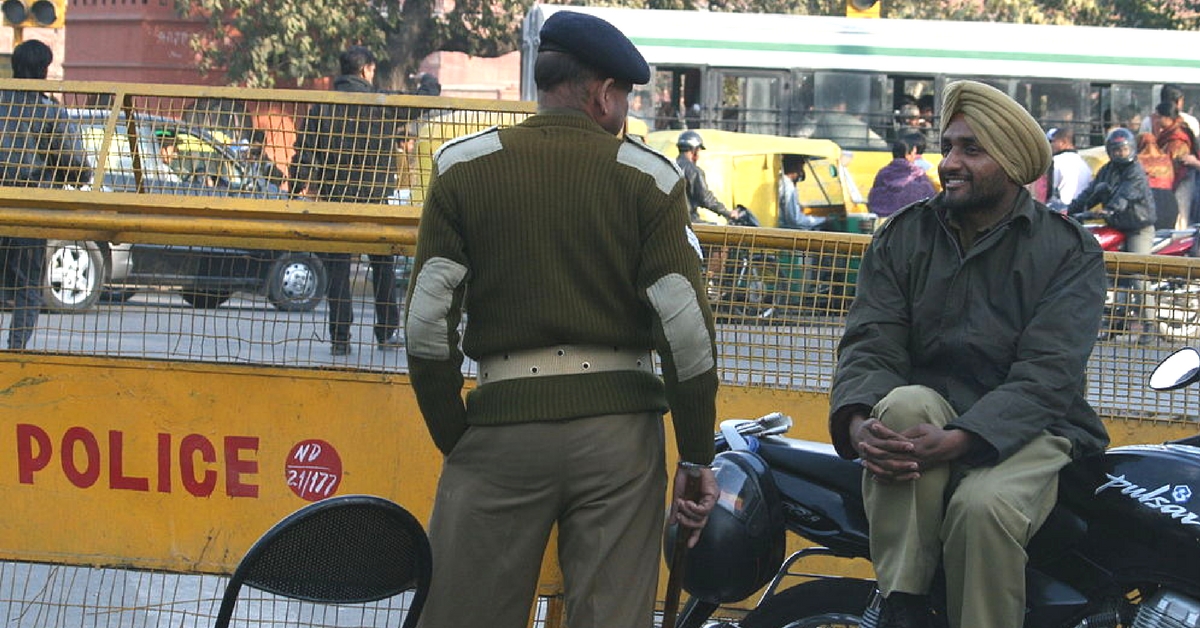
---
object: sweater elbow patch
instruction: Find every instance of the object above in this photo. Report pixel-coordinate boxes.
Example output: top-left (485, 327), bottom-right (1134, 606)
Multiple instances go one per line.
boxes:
top-left (617, 142), bottom-right (680, 195)
top-left (647, 274), bottom-right (714, 381)
top-left (405, 257), bottom-right (468, 360)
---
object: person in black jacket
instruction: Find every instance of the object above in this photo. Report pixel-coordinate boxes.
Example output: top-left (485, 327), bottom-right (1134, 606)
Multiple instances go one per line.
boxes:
top-left (291, 46), bottom-right (402, 356)
top-left (0, 40), bottom-right (91, 350)
top-left (1068, 127), bottom-right (1158, 342)
top-left (674, 131), bottom-right (742, 224)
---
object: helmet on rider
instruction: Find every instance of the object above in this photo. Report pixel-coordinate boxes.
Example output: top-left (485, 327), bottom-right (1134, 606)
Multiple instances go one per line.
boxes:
top-left (677, 130), bottom-right (705, 152)
top-left (1105, 127), bottom-right (1137, 165)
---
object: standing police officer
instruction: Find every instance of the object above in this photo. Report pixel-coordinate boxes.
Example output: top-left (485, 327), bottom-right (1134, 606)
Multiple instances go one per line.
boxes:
top-left (407, 11), bottom-right (719, 628)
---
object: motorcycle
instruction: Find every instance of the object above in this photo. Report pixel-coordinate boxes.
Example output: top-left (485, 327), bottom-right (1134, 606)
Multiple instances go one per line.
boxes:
top-left (669, 350), bottom-right (1200, 628)
top-left (1071, 211), bottom-right (1200, 340)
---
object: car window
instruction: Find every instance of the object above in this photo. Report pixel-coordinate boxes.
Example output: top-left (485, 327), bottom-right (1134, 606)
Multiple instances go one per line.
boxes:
top-left (78, 125), bottom-right (183, 191)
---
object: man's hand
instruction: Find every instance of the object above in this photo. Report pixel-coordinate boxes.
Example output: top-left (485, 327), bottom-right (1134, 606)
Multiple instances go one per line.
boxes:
top-left (902, 423), bottom-right (974, 470)
top-left (850, 415), bottom-right (920, 483)
top-left (669, 463), bottom-right (719, 548)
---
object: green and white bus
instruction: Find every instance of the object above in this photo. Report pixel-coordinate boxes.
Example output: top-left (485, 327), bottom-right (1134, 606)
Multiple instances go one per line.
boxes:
top-left (520, 4), bottom-right (1200, 194)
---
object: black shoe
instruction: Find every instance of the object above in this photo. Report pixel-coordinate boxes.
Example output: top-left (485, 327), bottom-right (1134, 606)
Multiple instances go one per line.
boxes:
top-left (878, 592), bottom-right (932, 628)
top-left (377, 334), bottom-right (403, 350)
top-left (331, 341), bottom-right (352, 356)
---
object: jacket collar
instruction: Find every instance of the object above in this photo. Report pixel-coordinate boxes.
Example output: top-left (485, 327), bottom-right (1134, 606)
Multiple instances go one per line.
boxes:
top-left (333, 75), bottom-right (375, 93)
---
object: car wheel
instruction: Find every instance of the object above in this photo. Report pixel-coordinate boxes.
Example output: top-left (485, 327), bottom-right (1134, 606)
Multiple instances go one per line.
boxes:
top-left (43, 240), bottom-right (105, 313)
top-left (180, 290), bottom-right (232, 309)
top-left (267, 253), bottom-right (327, 312)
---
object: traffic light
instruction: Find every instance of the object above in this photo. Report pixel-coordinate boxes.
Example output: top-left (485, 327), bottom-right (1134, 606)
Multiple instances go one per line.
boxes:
top-left (2, 0), bottom-right (66, 29)
top-left (846, 0), bottom-right (881, 18)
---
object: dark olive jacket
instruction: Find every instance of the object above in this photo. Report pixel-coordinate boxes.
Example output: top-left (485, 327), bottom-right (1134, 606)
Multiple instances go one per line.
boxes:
top-left (829, 190), bottom-right (1110, 463)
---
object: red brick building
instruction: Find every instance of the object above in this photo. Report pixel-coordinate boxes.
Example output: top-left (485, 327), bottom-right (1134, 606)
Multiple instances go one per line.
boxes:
top-left (52, 0), bottom-right (518, 98)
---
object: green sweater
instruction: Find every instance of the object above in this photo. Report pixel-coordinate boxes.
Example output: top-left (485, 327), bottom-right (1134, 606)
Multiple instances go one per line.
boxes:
top-left (406, 109), bottom-right (718, 464)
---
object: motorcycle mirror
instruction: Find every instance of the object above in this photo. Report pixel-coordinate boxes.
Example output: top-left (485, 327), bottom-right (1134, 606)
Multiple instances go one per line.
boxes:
top-left (1149, 347), bottom-right (1200, 391)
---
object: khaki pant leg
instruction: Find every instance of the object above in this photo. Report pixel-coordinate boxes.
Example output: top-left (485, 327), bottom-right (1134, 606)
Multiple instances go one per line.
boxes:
top-left (941, 432), bottom-right (1071, 628)
top-left (416, 422), bottom-right (563, 628)
top-left (556, 412), bottom-right (666, 628)
top-left (863, 385), bottom-right (956, 596)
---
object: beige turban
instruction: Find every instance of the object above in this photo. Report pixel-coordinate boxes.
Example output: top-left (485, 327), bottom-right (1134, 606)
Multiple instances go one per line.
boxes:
top-left (940, 80), bottom-right (1052, 186)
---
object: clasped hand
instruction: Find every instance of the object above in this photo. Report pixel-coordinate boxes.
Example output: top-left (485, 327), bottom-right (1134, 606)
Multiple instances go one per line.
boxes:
top-left (851, 417), bottom-right (971, 483)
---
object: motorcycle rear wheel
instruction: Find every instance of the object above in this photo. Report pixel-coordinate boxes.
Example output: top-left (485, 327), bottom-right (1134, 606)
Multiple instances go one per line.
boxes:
top-left (740, 578), bottom-right (875, 628)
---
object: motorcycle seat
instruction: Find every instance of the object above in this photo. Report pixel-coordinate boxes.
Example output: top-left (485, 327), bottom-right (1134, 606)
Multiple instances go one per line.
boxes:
top-left (756, 437), bottom-right (864, 498)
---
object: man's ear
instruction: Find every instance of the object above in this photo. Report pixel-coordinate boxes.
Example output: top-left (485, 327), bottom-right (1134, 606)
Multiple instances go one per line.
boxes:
top-left (596, 78), bottom-right (617, 116)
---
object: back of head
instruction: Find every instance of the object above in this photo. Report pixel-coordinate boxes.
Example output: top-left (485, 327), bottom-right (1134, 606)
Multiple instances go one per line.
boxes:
top-left (1161, 84), bottom-right (1184, 106)
top-left (12, 40), bottom-right (51, 80)
top-left (339, 46), bottom-right (376, 77)
top-left (1156, 100), bottom-right (1180, 120)
top-left (891, 138), bottom-right (911, 159)
top-left (534, 11), bottom-right (649, 94)
top-left (1047, 126), bottom-right (1074, 150)
top-left (900, 130), bottom-right (926, 155)
top-left (782, 154), bottom-right (805, 175)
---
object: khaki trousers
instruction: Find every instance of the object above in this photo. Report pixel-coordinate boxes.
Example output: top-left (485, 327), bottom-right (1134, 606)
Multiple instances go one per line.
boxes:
top-left (416, 412), bottom-right (666, 628)
top-left (864, 385), bottom-right (1072, 628)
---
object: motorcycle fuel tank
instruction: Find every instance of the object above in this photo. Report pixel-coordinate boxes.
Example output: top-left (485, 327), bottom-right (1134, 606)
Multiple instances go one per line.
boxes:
top-left (1059, 443), bottom-right (1200, 570)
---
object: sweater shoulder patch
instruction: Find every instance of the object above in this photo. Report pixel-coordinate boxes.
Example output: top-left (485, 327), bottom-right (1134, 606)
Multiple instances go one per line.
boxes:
top-left (434, 127), bottom-right (502, 174)
top-left (617, 136), bottom-right (681, 195)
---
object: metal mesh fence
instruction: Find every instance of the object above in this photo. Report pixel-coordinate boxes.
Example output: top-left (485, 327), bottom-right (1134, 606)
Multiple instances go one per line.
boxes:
top-left (0, 561), bottom-right (561, 628)
top-left (0, 76), bottom-right (1190, 422)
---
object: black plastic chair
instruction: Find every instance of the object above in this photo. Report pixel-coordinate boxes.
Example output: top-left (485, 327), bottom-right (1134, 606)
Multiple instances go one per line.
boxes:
top-left (213, 494), bottom-right (432, 628)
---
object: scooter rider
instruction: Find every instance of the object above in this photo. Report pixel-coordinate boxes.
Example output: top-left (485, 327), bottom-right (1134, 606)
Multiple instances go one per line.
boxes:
top-left (676, 130), bottom-right (743, 223)
top-left (1068, 127), bottom-right (1157, 342)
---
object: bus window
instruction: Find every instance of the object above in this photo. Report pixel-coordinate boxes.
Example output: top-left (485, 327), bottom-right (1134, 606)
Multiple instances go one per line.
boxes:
top-left (785, 71), bottom-right (815, 138)
top-left (807, 71), bottom-right (889, 150)
top-left (1091, 83), bottom-right (1154, 146)
top-left (888, 75), bottom-right (936, 143)
top-left (650, 66), bottom-right (701, 131)
top-left (714, 71), bottom-right (785, 135)
top-left (629, 84), bottom-right (657, 130)
top-left (949, 76), bottom-right (1010, 97)
top-left (1013, 79), bottom-right (1082, 138)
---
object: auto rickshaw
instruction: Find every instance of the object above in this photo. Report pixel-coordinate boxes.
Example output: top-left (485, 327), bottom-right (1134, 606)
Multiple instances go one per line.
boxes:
top-left (645, 128), bottom-right (875, 319)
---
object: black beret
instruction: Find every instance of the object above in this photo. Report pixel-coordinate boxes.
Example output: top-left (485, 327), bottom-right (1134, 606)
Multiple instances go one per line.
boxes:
top-left (538, 11), bottom-right (650, 85)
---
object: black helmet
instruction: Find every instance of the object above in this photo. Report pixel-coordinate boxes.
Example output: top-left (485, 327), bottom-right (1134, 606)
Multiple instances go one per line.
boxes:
top-left (677, 130), bottom-right (705, 151)
top-left (665, 450), bottom-right (786, 604)
top-left (1105, 127), bottom-right (1136, 165)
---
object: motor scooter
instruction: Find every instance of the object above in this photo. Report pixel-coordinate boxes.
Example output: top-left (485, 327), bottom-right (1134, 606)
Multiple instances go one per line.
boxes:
top-left (670, 350), bottom-right (1200, 628)
top-left (1071, 211), bottom-right (1200, 340)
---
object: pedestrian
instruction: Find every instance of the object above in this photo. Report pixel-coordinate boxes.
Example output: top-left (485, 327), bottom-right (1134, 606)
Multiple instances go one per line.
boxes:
top-left (0, 40), bottom-right (91, 350)
top-left (290, 46), bottom-right (402, 356)
top-left (830, 80), bottom-right (1109, 628)
top-left (866, 138), bottom-right (935, 218)
top-left (406, 11), bottom-right (719, 628)
top-left (1143, 85), bottom-right (1199, 227)
top-left (1137, 131), bottom-right (1179, 231)
top-left (1045, 127), bottom-right (1093, 211)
